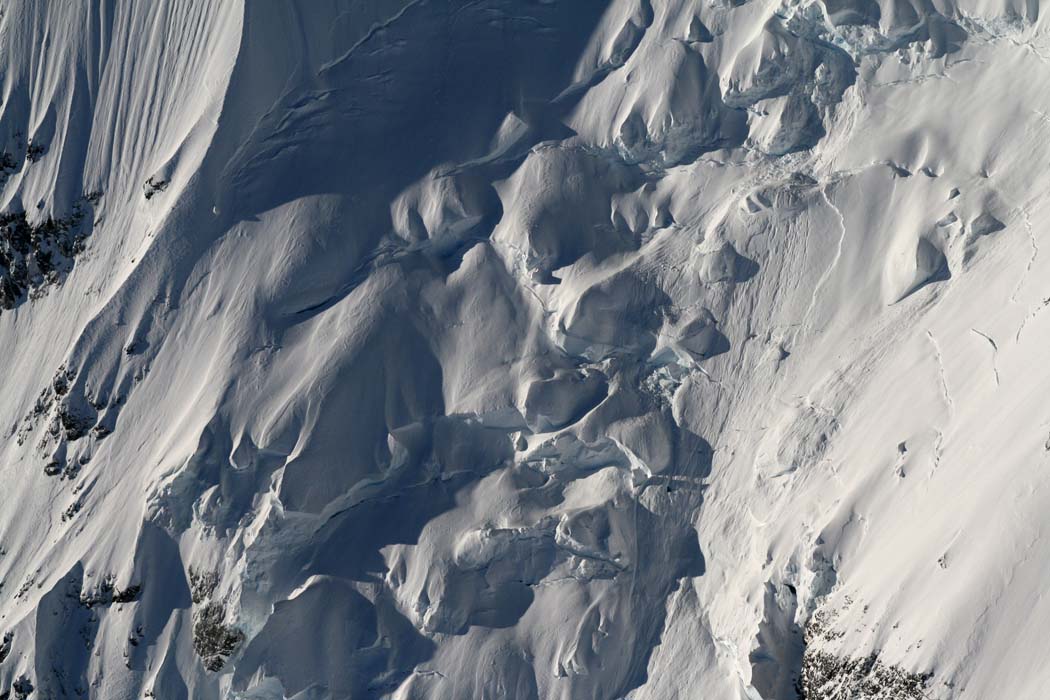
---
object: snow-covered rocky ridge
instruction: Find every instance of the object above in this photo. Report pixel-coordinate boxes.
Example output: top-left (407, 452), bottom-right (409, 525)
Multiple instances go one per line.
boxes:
top-left (0, 0), bottom-right (1048, 698)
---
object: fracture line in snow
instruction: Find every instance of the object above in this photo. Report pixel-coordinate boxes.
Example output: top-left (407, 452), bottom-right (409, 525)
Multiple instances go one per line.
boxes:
top-left (1035, 108), bottom-right (1050, 125)
top-left (1009, 206), bottom-right (1039, 304)
top-left (801, 185), bottom-right (847, 331)
top-left (1009, 203), bottom-right (1047, 343)
top-left (319, 0), bottom-right (427, 75)
top-left (1015, 297), bottom-right (1050, 343)
top-left (969, 328), bottom-right (1000, 387)
top-left (926, 330), bottom-right (954, 416)
top-left (1009, 36), bottom-right (1050, 66)
top-left (693, 364), bottom-right (725, 392)
top-left (932, 429), bottom-right (945, 471)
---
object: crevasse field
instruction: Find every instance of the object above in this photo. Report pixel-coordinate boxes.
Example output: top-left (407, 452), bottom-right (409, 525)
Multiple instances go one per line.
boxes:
top-left (0, 1), bottom-right (1047, 698)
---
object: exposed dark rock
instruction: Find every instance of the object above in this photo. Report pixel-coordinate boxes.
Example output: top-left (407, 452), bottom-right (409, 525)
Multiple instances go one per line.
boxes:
top-left (143, 177), bottom-right (168, 200)
top-left (193, 601), bottom-right (244, 672)
top-left (7, 675), bottom-right (33, 700)
top-left (61, 499), bottom-right (82, 522)
top-left (797, 650), bottom-right (932, 699)
top-left (25, 141), bottom-right (46, 163)
top-left (189, 567), bottom-right (220, 604)
top-left (0, 632), bottom-right (12, 664)
top-left (52, 370), bottom-right (71, 396)
top-left (0, 193), bottom-right (101, 313)
top-left (795, 607), bottom-right (933, 699)
top-left (57, 404), bottom-right (94, 441)
top-left (0, 152), bottom-right (19, 189)
top-left (113, 585), bottom-right (142, 604)
top-left (76, 575), bottom-right (142, 608)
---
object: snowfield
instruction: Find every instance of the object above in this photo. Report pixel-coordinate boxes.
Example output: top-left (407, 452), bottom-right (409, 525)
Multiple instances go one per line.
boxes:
top-left (0, 0), bottom-right (1048, 698)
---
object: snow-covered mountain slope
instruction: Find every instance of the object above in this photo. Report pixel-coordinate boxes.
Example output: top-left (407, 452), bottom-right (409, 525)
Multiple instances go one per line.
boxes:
top-left (0, 0), bottom-right (1048, 698)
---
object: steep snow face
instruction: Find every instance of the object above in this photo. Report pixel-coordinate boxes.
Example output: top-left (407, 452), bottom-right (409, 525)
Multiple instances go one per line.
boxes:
top-left (0, 0), bottom-right (1048, 698)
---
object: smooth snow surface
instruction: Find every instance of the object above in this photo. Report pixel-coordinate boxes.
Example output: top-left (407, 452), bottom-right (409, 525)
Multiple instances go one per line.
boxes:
top-left (0, 0), bottom-right (1048, 698)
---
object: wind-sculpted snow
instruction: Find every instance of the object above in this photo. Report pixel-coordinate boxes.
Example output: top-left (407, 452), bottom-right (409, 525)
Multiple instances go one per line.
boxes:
top-left (1, 0), bottom-right (1049, 699)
